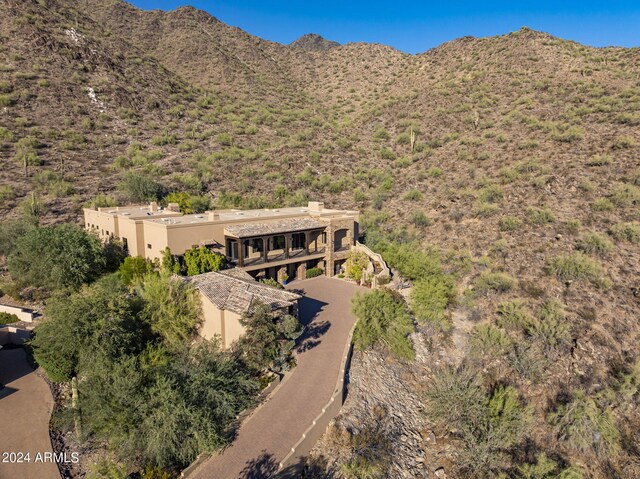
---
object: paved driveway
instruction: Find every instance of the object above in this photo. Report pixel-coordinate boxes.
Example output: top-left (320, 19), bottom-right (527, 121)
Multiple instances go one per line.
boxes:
top-left (0, 347), bottom-right (60, 479)
top-left (188, 276), bottom-right (367, 479)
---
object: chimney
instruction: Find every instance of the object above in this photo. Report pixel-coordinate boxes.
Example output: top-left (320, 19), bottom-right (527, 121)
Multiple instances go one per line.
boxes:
top-left (149, 201), bottom-right (158, 212)
top-left (208, 211), bottom-right (220, 221)
top-left (308, 201), bottom-right (324, 212)
top-left (166, 202), bottom-right (180, 213)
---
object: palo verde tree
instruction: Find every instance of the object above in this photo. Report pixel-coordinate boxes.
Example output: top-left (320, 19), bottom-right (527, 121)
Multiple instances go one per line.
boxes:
top-left (137, 272), bottom-right (202, 349)
top-left (234, 302), bottom-right (302, 374)
top-left (8, 223), bottom-right (107, 292)
top-left (351, 288), bottom-right (415, 361)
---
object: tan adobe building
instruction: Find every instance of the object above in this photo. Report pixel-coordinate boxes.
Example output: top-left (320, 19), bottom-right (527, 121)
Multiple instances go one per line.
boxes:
top-left (185, 269), bottom-right (301, 348)
top-left (84, 201), bottom-right (360, 281)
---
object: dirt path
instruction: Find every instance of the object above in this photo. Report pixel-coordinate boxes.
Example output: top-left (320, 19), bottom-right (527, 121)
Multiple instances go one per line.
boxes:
top-left (0, 347), bottom-right (60, 479)
top-left (187, 277), bottom-right (367, 479)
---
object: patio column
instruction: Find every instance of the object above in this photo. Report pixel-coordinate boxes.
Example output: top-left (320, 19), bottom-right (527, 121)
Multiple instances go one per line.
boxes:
top-left (304, 231), bottom-right (310, 255)
top-left (238, 239), bottom-right (244, 267)
top-left (262, 236), bottom-right (268, 263)
top-left (285, 234), bottom-right (290, 259)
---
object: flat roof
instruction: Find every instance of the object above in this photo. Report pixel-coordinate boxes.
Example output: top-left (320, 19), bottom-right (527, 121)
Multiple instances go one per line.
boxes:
top-left (225, 217), bottom-right (327, 238)
top-left (144, 206), bottom-right (358, 226)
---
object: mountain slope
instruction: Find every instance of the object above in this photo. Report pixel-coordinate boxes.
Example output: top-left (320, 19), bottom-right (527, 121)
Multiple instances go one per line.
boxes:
top-left (1, 1), bottom-right (639, 478)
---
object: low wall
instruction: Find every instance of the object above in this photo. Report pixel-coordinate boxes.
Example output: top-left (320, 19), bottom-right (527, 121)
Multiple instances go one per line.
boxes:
top-left (0, 326), bottom-right (31, 345)
top-left (277, 322), bottom-right (357, 471)
top-left (354, 242), bottom-right (391, 288)
top-left (0, 304), bottom-right (36, 323)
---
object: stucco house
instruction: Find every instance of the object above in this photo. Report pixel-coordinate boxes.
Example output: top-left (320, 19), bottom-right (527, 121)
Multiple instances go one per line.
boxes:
top-left (84, 201), bottom-right (360, 282)
top-left (185, 269), bottom-right (301, 348)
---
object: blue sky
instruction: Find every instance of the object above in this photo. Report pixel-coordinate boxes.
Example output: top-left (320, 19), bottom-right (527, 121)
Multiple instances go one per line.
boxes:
top-left (129, 1), bottom-right (640, 54)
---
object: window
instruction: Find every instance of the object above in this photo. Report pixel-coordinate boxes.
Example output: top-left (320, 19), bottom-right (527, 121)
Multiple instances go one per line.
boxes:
top-left (291, 232), bottom-right (306, 250)
top-left (322, 232), bottom-right (327, 244)
top-left (147, 244), bottom-right (152, 249)
top-left (249, 238), bottom-right (263, 253)
top-left (270, 235), bottom-right (285, 250)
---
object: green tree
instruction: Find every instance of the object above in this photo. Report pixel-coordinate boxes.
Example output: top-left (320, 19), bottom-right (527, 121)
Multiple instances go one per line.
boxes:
top-left (183, 246), bottom-right (226, 276)
top-left (119, 257), bottom-right (152, 284)
top-left (8, 224), bottom-right (106, 292)
top-left (410, 274), bottom-right (455, 330)
top-left (344, 249), bottom-right (369, 283)
top-left (30, 275), bottom-right (148, 382)
top-left (118, 172), bottom-right (165, 203)
top-left (234, 303), bottom-right (302, 373)
top-left (138, 273), bottom-right (202, 349)
top-left (352, 288), bottom-right (414, 361)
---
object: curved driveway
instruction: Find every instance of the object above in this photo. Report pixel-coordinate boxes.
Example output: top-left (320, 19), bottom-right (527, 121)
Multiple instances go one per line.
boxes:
top-left (0, 347), bottom-right (60, 479)
top-left (188, 276), bottom-right (367, 479)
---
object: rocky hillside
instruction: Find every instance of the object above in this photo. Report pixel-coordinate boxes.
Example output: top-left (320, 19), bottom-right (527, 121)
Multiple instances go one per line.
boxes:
top-left (1, 1), bottom-right (639, 478)
top-left (290, 33), bottom-right (340, 51)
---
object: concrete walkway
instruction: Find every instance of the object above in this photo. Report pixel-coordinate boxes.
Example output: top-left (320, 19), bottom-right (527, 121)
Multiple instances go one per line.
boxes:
top-left (0, 347), bottom-right (60, 479)
top-left (188, 276), bottom-right (367, 479)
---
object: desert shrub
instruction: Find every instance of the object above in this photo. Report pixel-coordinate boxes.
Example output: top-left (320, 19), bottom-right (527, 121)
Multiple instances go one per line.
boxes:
top-left (410, 274), bottom-right (456, 330)
top-left (518, 453), bottom-right (585, 479)
top-left (550, 390), bottom-right (620, 457)
top-left (305, 267), bottom-right (323, 279)
top-left (0, 312), bottom-right (20, 324)
top-left (547, 252), bottom-right (605, 285)
top-left (118, 257), bottom-right (152, 285)
top-left (473, 272), bottom-right (514, 296)
top-left (550, 125), bottom-right (583, 143)
top-left (410, 211), bottom-right (431, 227)
top-left (591, 197), bottom-right (614, 212)
top-left (586, 154), bottom-right (612, 166)
top-left (86, 194), bottom-right (117, 209)
top-left (478, 184), bottom-right (503, 203)
top-left (499, 215), bottom-right (522, 231)
top-left (216, 132), bottom-right (232, 146)
top-left (424, 364), bottom-right (486, 433)
top-left (526, 316), bottom-right (570, 351)
top-left (345, 250), bottom-right (369, 283)
top-left (610, 183), bottom-right (640, 207)
top-left (608, 222), bottom-right (640, 243)
top-left (379, 147), bottom-right (396, 160)
top-left (352, 289), bottom-right (414, 361)
top-left (403, 189), bottom-right (422, 201)
top-left (183, 247), bottom-right (226, 276)
top-left (427, 166), bottom-right (443, 177)
top-left (468, 324), bottom-right (511, 359)
top-left (119, 172), bottom-right (165, 202)
top-left (474, 202), bottom-right (499, 217)
top-left (576, 233), bottom-right (612, 255)
top-left (526, 206), bottom-right (555, 225)
top-left (373, 127), bottom-right (390, 141)
top-left (537, 299), bottom-right (564, 322)
top-left (496, 300), bottom-right (532, 331)
top-left (612, 136), bottom-right (635, 149)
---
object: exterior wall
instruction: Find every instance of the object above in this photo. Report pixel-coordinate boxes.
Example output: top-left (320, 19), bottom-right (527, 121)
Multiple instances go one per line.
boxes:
top-left (222, 310), bottom-right (245, 348)
top-left (0, 304), bottom-right (36, 323)
top-left (149, 222), bottom-right (227, 259)
top-left (197, 292), bottom-right (246, 349)
top-left (198, 291), bottom-right (224, 342)
top-left (117, 219), bottom-right (145, 257)
top-left (83, 209), bottom-right (118, 241)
